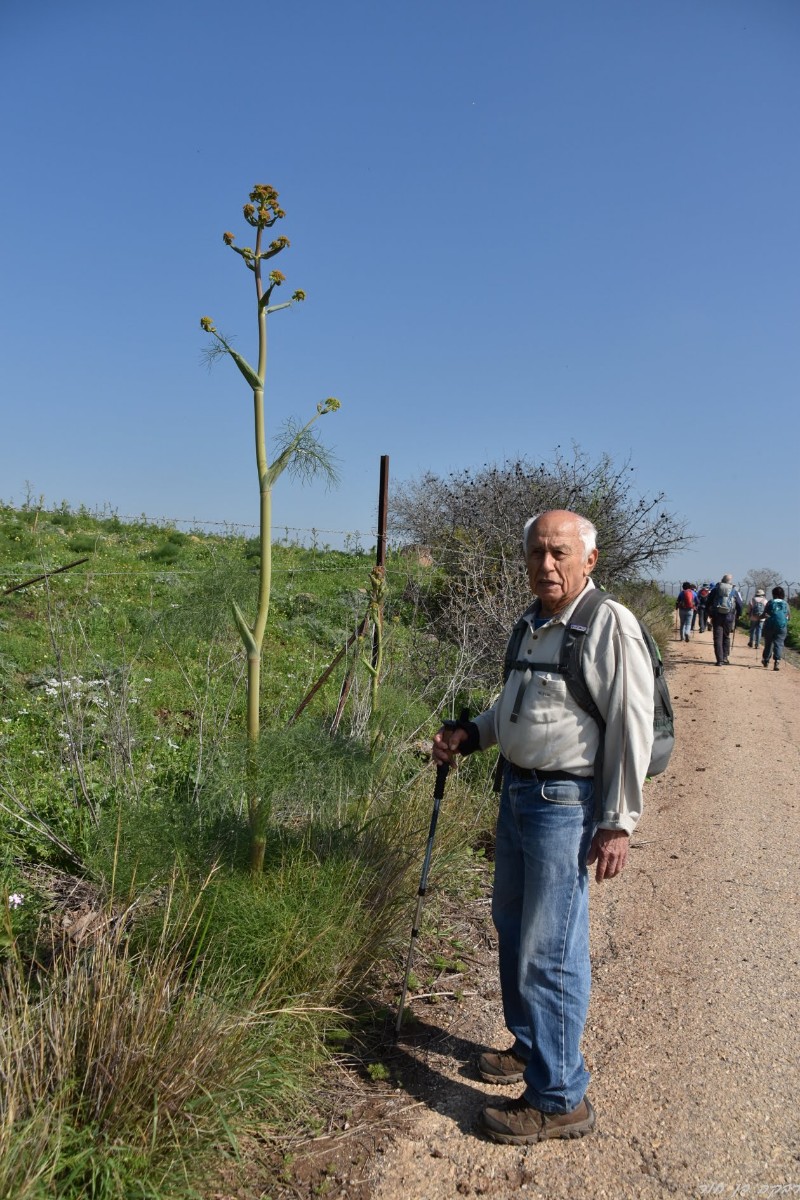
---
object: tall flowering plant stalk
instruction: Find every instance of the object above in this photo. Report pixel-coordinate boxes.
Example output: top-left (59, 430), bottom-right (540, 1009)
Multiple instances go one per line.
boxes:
top-left (201, 184), bottom-right (339, 873)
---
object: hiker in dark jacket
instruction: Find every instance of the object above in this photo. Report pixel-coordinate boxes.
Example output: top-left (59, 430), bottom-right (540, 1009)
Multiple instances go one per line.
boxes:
top-left (694, 584), bottom-right (711, 633)
top-left (707, 574), bottom-right (743, 666)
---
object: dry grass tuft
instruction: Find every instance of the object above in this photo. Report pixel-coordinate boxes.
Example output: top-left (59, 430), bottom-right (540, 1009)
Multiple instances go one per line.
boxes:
top-left (0, 877), bottom-right (283, 1199)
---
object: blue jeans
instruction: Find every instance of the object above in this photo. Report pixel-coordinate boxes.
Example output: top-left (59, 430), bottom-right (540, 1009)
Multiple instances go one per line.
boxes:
top-left (762, 625), bottom-right (787, 663)
top-left (748, 620), bottom-right (763, 648)
top-left (492, 770), bottom-right (595, 1113)
top-left (678, 608), bottom-right (693, 639)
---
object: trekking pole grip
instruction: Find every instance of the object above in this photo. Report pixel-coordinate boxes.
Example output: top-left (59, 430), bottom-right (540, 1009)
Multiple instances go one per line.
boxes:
top-left (442, 707), bottom-right (471, 781)
top-left (433, 762), bottom-right (449, 800)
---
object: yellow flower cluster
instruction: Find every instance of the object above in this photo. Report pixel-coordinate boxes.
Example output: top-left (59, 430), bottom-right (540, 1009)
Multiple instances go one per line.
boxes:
top-left (244, 183), bottom-right (285, 227)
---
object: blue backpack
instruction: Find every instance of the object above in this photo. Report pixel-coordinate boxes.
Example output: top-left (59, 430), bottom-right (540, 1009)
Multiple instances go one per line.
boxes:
top-left (767, 599), bottom-right (789, 632)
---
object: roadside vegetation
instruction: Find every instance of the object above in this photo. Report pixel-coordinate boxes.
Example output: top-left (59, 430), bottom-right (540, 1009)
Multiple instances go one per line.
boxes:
top-left (0, 470), bottom-right (679, 1199)
top-left (0, 499), bottom-right (493, 1199)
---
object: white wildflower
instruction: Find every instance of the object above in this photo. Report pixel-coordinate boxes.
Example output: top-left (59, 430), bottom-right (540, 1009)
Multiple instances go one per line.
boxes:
top-left (8, 893), bottom-right (24, 908)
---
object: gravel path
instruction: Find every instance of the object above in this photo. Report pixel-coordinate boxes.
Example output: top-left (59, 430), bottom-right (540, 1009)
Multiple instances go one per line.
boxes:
top-left (369, 631), bottom-right (800, 1200)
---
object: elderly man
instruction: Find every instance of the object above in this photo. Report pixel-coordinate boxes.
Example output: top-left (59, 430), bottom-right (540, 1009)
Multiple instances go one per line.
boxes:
top-left (706, 574), bottom-right (743, 665)
top-left (433, 510), bottom-right (654, 1144)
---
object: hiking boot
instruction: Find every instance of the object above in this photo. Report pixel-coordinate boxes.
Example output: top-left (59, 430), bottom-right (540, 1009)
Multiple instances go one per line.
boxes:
top-left (723, 658), bottom-right (730, 664)
top-left (477, 1049), bottom-right (527, 1084)
top-left (763, 660), bottom-right (769, 668)
top-left (480, 1095), bottom-right (596, 1145)
top-left (774, 663), bottom-right (780, 671)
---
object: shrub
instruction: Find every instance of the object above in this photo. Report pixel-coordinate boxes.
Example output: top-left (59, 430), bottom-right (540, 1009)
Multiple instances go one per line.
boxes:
top-left (149, 542), bottom-right (182, 564)
top-left (68, 534), bottom-right (101, 553)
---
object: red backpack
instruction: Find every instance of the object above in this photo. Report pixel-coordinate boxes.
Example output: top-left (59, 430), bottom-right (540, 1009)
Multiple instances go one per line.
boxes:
top-left (678, 588), bottom-right (695, 610)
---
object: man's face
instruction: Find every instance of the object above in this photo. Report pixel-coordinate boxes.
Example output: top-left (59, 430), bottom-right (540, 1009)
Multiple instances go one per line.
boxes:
top-left (525, 512), bottom-right (598, 616)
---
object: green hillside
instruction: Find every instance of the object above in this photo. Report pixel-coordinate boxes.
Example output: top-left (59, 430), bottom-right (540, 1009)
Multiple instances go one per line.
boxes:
top-left (0, 501), bottom-right (491, 1199)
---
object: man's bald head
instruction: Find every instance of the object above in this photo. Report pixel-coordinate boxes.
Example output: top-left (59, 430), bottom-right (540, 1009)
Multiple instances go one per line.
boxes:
top-left (523, 510), bottom-right (598, 558)
top-left (523, 510), bottom-right (599, 617)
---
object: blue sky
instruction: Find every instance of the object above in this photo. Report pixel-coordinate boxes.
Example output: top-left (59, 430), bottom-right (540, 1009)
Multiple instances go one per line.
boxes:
top-left (1, 0), bottom-right (798, 586)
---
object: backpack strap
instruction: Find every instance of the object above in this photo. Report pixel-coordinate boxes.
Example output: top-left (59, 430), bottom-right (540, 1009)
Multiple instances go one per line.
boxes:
top-left (502, 603), bottom-right (541, 726)
top-left (502, 589), bottom-right (610, 727)
top-left (559, 588), bottom-right (608, 730)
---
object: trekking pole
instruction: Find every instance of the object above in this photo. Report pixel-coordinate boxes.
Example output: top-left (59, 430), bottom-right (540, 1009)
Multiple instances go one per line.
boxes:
top-left (395, 712), bottom-right (467, 1035)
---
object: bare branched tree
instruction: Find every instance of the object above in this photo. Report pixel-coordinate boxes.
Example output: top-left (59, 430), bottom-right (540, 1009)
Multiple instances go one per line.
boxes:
top-left (392, 446), bottom-right (691, 690)
top-left (742, 567), bottom-right (783, 595)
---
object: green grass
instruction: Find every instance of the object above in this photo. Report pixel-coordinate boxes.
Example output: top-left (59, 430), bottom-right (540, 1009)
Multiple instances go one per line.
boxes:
top-left (0, 500), bottom-right (486, 1197)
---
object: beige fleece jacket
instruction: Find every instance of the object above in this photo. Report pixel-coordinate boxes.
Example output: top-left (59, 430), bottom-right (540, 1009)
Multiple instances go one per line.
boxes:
top-left (471, 581), bottom-right (655, 834)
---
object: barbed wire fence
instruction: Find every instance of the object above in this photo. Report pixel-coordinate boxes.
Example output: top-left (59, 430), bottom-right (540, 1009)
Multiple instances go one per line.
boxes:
top-left (657, 580), bottom-right (800, 602)
top-left (2, 501), bottom-right (798, 602)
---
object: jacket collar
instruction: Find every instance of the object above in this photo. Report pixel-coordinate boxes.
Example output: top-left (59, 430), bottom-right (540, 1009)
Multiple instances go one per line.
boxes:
top-left (529, 578), bottom-right (597, 626)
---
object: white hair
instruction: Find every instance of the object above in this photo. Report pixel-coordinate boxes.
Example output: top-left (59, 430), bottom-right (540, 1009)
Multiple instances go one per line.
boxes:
top-left (522, 512), bottom-right (598, 559)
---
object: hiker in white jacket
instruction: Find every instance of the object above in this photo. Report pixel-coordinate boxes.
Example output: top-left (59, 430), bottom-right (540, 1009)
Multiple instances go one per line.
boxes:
top-left (433, 510), bottom-right (654, 1146)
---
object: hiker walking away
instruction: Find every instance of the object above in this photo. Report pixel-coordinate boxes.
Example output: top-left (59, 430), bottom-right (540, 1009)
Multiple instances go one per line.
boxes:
top-left (432, 510), bottom-right (654, 1145)
top-left (695, 583), bottom-right (711, 632)
top-left (747, 589), bottom-right (768, 649)
top-left (707, 574), bottom-right (743, 665)
top-left (675, 582), bottom-right (697, 642)
top-left (761, 586), bottom-right (790, 671)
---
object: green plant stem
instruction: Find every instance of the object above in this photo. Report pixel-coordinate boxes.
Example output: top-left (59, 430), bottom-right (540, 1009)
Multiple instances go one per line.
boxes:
top-left (246, 224), bottom-right (272, 875)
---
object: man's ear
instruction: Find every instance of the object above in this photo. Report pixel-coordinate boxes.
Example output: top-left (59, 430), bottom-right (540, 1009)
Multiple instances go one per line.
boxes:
top-left (585, 548), bottom-right (599, 576)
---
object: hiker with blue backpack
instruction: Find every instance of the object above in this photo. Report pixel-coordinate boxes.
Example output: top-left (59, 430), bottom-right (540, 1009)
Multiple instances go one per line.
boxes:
top-left (761, 586), bottom-right (790, 671)
top-left (706, 574), bottom-right (743, 666)
top-left (432, 509), bottom-right (671, 1146)
top-left (747, 589), bottom-right (768, 649)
